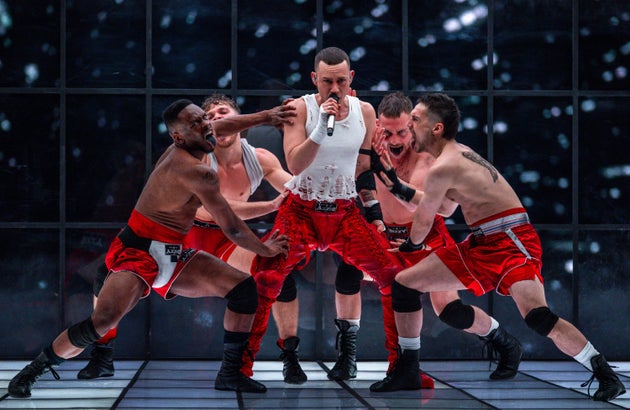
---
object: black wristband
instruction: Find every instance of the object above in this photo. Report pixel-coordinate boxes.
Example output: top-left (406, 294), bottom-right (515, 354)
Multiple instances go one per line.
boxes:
top-left (384, 168), bottom-right (416, 202)
top-left (364, 202), bottom-right (383, 223)
top-left (399, 237), bottom-right (425, 252)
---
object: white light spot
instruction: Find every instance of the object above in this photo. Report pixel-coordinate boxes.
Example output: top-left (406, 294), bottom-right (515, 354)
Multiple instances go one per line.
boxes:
top-left (443, 18), bottom-right (461, 32)
top-left (580, 99), bottom-right (596, 112)
top-left (557, 177), bottom-right (569, 188)
top-left (564, 260), bottom-right (573, 273)
top-left (255, 24), bottom-right (269, 38)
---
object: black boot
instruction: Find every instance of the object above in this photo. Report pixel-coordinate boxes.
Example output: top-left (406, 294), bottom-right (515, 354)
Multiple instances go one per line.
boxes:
top-left (481, 325), bottom-right (523, 380)
top-left (8, 352), bottom-right (60, 398)
top-left (370, 347), bottom-right (421, 392)
top-left (278, 337), bottom-right (307, 384)
top-left (328, 319), bottom-right (358, 380)
top-left (77, 340), bottom-right (115, 379)
top-left (586, 354), bottom-right (626, 401)
top-left (214, 341), bottom-right (267, 393)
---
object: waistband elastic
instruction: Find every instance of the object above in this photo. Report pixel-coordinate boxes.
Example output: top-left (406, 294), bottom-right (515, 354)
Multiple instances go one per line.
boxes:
top-left (471, 210), bottom-right (530, 236)
top-left (289, 193), bottom-right (355, 212)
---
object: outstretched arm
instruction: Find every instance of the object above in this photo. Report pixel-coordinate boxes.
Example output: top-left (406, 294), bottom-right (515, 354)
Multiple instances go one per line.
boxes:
top-left (212, 100), bottom-right (296, 137)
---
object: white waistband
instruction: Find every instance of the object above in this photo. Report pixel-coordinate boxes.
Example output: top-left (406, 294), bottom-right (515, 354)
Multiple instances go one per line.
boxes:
top-left (472, 212), bottom-right (529, 236)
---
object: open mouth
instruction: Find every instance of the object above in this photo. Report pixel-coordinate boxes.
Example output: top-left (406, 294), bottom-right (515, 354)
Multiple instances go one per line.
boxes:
top-left (389, 145), bottom-right (404, 156)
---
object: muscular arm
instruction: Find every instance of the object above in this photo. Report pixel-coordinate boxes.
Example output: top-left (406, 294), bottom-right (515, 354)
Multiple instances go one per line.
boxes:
top-left (283, 99), bottom-right (321, 175)
top-left (223, 198), bottom-right (284, 221)
top-left (257, 147), bottom-right (292, 192)
top-left (212, 102), bottom-right (296, 138)
top-left (409, 165), bottom-right (453, 244)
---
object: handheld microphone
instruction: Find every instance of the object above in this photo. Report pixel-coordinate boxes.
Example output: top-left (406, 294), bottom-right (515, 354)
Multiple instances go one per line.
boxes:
top-left (326, 93), bottom-right (339, 136)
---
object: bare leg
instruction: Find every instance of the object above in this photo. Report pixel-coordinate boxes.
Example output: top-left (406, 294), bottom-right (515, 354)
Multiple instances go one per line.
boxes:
top-left (272, 298), bottom-right (299, 340)
top-left (335, 292), bottom-right (361, 320)
top-left (509, 278), bottom-right (587, 356)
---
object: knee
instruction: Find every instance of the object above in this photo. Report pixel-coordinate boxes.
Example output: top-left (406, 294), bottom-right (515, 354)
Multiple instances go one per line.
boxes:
top-left (524, 306), bottom-right (559, 337)
top-left (276, 275), bottom-right (297, 303)
top-left (225, 276), bottom-right (258, 314)
top-left (391, 280), bottom-right (422, 312)
top-left (438, 299), bottom-right (475, 330)
top-left (335, 261), bottom-right (363, 295)
top-left (68, 318), bottom-right (102, 348)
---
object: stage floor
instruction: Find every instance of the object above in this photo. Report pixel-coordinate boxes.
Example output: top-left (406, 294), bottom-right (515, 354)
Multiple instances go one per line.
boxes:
top-left (1, 359), bottom-right (628, 409)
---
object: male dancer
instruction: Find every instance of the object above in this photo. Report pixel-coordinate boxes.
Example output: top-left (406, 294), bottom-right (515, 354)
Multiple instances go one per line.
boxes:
top-left (241, 47), bottom-right (407, 380)
top-left (373, 93), bottom-right (625, 402)
top-left (334, 92), bottom-right (522, 391)
top-left (77, 95), bottom-right (308, 385)
top-left (8, 99), bottom-right (295, 397)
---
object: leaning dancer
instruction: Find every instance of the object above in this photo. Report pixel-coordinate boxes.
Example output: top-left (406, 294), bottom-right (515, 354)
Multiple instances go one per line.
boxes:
top-left (8, 99), bottom-right (295, 397)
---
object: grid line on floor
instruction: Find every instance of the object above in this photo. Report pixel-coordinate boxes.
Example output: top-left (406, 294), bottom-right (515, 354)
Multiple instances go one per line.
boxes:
top-left (0, 360), bottom-right (628, 409)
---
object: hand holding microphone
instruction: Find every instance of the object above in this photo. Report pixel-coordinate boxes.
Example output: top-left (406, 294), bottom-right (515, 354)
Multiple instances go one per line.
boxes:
top-left (309, 93), bottom-right (340, 144)
top-left (326, 93), bottom-right (339, 136)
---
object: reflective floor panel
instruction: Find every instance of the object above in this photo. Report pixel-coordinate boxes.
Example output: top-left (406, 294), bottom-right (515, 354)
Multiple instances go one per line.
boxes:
top-left (1, 360), bottom-right (628, 409)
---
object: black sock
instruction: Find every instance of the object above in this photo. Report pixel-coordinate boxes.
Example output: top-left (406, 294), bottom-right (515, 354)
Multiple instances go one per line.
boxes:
top-left (224, 330), bottom-right (249, 344)
top-left (43, 344), bottom-right (65, 365)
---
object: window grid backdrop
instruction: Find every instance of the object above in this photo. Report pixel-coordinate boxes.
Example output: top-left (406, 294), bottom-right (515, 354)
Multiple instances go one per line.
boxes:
top-left (0, 0), bottom-right (628, 360)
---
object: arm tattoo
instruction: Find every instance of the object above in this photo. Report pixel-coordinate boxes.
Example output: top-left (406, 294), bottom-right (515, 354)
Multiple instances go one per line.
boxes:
top-left (462, 151), bottom-right (498, 182)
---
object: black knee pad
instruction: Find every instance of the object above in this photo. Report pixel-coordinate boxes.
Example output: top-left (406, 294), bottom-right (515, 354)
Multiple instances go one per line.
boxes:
top-left (225, 276), bottom-right (258, 314)
top-left (277, 274), bottom-right (297, 302)
top-left (391, 280), bottom-right (422, 312)
top-left (93, 263), bottom-right (109, 297)
top-left (438, 299), bottom-right (475, 330)
top-left (68, 318), bottom-right (101, 348)
top-left (524, 306), bottom-right (559, 336)
top-left (335, 261), bottom-right (363, 295)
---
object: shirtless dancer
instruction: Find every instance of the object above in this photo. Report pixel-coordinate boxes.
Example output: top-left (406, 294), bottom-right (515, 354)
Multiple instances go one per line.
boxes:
top-left (77, 95), bottom-right (307, 385)
top-left (334, 92), bottom-right (522, 392)
top-left (372, 92), bottom-right (626, 402)
top-left (8, 99), bottom-right (295, 398)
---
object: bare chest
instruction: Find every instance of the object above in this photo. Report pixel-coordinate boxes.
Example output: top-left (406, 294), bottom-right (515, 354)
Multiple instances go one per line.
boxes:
top-left (216, 163), bottom-right (252, 201)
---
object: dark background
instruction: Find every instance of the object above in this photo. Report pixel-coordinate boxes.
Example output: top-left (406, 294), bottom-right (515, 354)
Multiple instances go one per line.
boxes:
top-left (0, 0), bottom-right (628, 362)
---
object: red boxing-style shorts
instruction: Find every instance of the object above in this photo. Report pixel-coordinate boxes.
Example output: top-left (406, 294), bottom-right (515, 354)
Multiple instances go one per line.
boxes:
top-left (252, 193), bottom-right (404, 299)
top-left (105, 210), bottom-right (198, 299)
top-left (387, 216), bottom-right (456, 267)
top-left (434, 208), bottom-right (543, 296)
top-left (183, 220), bottom-right (237, 262)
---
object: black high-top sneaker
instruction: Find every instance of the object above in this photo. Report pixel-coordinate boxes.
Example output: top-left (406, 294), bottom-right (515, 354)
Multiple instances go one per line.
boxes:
top-left (586, 354), bottom-right (626, 401)
top-left (278, 337), bottom-right (307, 384)
top-left (9, 352), bottom-right (60, 398)
top-left (214, 341), bottom-right (267, 393)
top-left (480, 325), bottom-right (523, 380)
top-left (77, 340), bottom-right (115, 379)
top-left (328, 319), bottom-right (358, 380)
top-left (370, 346), bottom-right (421, 392)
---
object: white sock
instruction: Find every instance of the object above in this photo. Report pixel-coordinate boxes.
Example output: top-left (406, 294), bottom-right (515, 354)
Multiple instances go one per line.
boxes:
top-left (398, 336), bottom-right (420, 351)
top-left (479, 317), bottom-right (499, 337)
top-left (573, 341), bottom-right (599, 371)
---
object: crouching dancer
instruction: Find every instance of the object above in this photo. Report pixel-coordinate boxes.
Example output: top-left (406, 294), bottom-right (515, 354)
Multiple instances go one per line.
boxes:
top-left (8, 98), bottom-right (295, 398)
top-left (373, 93), bottom-right (625, 402)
